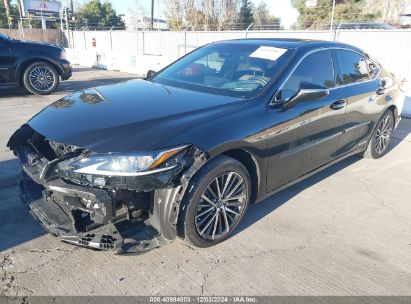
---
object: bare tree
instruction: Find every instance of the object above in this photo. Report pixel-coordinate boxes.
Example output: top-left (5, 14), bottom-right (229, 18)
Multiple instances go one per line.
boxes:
top-left (164, 0), bottom-right (184, 30)
top-left (3, 0), bottom-right (12, 28)
top-left (164, 0), bottom-right (240, 31)
top-left (219, 0), bottom-right (240, 30)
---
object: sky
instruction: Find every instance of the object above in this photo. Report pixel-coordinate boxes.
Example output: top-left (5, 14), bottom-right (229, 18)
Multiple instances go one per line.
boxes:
top-left (105, 0), bottom-right (299, 29)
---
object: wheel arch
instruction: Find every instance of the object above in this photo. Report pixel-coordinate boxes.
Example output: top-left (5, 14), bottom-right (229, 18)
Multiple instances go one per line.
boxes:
top-left (387, 104), bottom-right (398, 127)
top-left (221, 148), bottom-right (261, 204)
top-left (17, 58), bottom-right (62, 86)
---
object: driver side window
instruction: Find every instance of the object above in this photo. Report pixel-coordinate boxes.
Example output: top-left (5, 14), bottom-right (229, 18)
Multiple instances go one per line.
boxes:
top-left (280, 50), bottom-right (335, 101)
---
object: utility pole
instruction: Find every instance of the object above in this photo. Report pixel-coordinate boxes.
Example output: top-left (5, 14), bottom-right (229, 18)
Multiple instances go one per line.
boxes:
top-left (330, 0), bottom-right (336, 30)
top-left (3, 0), bottom-right (12, 29)
top-left (151, 0), bottom-right (154, 29)
top-left (157, 0), bottom-right (159, 30)
top-left (65, 7), bottom-right (70, 48)
top-left (17, 0), bottom-right (24, 39)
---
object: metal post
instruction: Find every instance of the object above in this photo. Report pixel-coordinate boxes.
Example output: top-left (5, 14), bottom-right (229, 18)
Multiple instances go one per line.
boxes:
top-left (17, 0), bottom-right (24, 40)
top-left (184, 30), bottom-right (187, 54)
top-left (184, 25), bottom-right (190, 55)
top-left (330, 0), bottom-right (336, 31)
top-left (65, 7), bottom-right (70, 48)
top-left (83, 30), bottom-right (87, 50)
top-left (151, 0), bottom-right (154, 30)
top-left (41, 7), bottom-right (46, 30)
top-left (109, 25), bottom-right (114, 52)
top-left (157, 0), bottom-right (160, 31)
top-left (142, 30), bottom-right (145, 54)
top-left (60, 12), bottom-right (64, 46)
top-left (245, 23), bottom-right (253, 38)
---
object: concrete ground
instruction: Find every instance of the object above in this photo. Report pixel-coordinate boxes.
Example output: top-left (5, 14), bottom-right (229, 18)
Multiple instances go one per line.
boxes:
top-left (0, 67), bottom-right (410, 296)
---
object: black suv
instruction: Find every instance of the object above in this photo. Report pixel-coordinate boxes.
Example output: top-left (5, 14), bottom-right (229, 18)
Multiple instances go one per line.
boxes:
top-left (0, 34), bottom-right (72, 95)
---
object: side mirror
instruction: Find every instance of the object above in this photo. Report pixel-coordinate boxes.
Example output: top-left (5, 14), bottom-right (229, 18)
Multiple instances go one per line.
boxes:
top-left (282, 82), bottom-right (329, 109)
top-left (146, 70), bottom-right (157, 79)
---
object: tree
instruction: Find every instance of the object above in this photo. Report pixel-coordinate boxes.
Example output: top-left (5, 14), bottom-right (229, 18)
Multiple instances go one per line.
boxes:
top-left (164, 0), bottom-right (241, 31)
top-left (253, 1), bottom-right (281, 30)
top-left (292, 0), bottom-right (380, 29)
top-left (219, 0), bottom-right (240, 30)
top-left (3, 0), bottom-right (11, 28)
top-left (238, 0), bottom-right (253, 29)
top-left (164, 0), bottom-right (184, 30)
top-left (0, 0), bottom-right (20, 28)
top-left (73, 0), bottom-right (125, 30)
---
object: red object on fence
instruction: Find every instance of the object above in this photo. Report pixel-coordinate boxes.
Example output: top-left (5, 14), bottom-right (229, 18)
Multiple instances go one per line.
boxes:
top-left (92, 37), bottom-right (96, 48)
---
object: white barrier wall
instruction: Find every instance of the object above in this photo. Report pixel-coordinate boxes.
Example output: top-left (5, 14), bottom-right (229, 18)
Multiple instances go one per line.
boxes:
top-left (66, 29), bottom-right (411, 116)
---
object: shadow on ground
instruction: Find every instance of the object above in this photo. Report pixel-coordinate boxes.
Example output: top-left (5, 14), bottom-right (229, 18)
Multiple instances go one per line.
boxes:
top-left (0, 159), bottom-right (46, 252)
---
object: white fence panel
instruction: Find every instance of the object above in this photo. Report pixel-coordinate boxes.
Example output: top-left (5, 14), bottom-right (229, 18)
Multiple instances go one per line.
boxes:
top-left (337, 30), bottom-right (411, 81)
top-left (143, 31), bottom-right (186, 57)
top-left (246, 30), bottom-right (335, 41)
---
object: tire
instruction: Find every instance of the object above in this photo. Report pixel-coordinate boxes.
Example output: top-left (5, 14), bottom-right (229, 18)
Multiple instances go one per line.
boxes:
top-left (363, 110), bottom-right (394, 159)
top-left (23, 62), bottom-right (60, 95)
top-left (178, 155), bottom-right (251, 248)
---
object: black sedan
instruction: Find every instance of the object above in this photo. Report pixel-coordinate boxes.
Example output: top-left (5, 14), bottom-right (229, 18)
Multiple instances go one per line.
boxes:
top-left (0, 34), bottom-right (72, 95)
top-left (8, 39), bottom-right (402, 253)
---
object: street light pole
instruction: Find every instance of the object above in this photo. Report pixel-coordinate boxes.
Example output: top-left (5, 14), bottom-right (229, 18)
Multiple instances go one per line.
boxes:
top-left (330, 0), bottom-right (336, 30)
top-left (151, 0), bottom-right (154, 29)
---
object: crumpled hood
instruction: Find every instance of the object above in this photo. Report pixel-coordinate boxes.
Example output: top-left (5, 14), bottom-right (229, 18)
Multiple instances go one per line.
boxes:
top-left (28, 79), bottom-right (244, 152)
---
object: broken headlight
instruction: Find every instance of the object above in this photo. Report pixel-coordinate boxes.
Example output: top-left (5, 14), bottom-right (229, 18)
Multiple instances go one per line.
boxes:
top-left (67, 145), bottom-right (187, 177)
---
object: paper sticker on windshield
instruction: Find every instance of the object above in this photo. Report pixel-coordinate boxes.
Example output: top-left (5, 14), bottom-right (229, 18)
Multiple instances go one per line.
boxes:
top-left (250, 46), bottom-right (287, 61)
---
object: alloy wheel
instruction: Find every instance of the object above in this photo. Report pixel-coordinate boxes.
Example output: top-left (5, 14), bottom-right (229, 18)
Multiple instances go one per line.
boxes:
top-left (195, 172), bottom-right (247, 241)
top-left (375, 114), bottom-right (393, 154)
top-left (29, 66), bottom-right (55, 92)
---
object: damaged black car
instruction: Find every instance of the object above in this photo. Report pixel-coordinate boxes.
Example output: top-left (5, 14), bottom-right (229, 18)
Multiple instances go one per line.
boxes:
top-left (8, 39), bottom-right (403, 253)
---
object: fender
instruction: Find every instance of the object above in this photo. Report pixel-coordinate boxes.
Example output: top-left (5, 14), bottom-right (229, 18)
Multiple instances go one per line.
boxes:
top-left (208, 141), bottom-right (264, 203)
top-left (15, 51), bottom-right (64, 81)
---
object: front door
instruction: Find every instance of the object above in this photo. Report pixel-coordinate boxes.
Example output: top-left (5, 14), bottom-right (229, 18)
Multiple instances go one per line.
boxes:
top-left (266, 49), bottom-right (346, 191)
top-left (0, 37), bottom-right (12, 83)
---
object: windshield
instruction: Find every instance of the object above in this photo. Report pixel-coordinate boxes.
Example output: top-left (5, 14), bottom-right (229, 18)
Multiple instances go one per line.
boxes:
top-left (152, 43), bottom-right (293, 98)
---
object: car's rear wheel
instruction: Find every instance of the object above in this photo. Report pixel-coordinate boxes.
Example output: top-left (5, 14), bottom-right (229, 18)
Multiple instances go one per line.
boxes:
top-left (364, 110), bottom-right (394, 159)
top-left (178, 156), bottom-right (251, 247)
top-left (23, 62), bottom-right (60, 95)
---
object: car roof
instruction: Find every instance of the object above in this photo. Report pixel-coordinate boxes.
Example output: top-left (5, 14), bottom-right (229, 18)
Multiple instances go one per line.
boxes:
top-left (212, 38), bottom-right (364, 54)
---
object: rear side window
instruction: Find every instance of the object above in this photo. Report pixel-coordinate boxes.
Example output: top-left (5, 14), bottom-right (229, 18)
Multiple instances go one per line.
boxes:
top-left (335, 50), bottom-right (371, 85)
top-left (281, 50), bottom-right (335, 101)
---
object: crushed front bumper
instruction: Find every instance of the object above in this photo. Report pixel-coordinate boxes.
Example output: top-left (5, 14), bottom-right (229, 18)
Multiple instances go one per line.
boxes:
top-left (19, 174), bottom-right (167, 253)
top-left (9, 125), bottom-right (206, 254)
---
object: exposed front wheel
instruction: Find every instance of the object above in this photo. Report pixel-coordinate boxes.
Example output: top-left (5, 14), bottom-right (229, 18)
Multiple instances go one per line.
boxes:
top-left (178, 156), bottom-right (251, 247)
top-left (364, 110), bottom-right (394, 159)
top-left (23, 62), bottom-right (60, 95)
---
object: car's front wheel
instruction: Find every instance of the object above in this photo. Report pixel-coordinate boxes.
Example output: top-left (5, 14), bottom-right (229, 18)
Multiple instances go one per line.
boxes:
top-left (178, 156), bottom-right (251, 247)
top-left (23, 62), bottom-right (60, 95)
top-left (364, 110), bottom-right (394, 159)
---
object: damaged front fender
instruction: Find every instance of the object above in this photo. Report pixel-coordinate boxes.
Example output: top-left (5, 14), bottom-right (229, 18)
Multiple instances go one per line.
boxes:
top-left (10, 124), bottom-right (209, 254)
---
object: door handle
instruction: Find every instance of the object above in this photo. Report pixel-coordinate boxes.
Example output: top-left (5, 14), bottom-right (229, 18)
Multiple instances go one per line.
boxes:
top-left (330, 100), bottom-right (346, 110)
top-left (376, 79), bottom-right (386, 95)
top-left (376, 88), bottom-right (385, 95)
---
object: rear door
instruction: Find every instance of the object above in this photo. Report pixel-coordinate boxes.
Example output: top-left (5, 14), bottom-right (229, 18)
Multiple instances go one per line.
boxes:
top-left (332, 49), bottom-right (385, 154)
top-left (266, 49), bottom-right (347, 191)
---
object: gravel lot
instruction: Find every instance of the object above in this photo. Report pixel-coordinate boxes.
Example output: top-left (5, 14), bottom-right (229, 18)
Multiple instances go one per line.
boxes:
top-left (0, 66), bottom-right (410, 296)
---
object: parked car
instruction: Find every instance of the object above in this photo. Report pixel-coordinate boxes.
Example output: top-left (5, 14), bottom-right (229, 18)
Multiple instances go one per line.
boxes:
top-left (333, 22), bottom-right (395, 30)
top-left (8, 39), bottom-right (403, 253)
top-left (0, 34), bottom-right (72, 95)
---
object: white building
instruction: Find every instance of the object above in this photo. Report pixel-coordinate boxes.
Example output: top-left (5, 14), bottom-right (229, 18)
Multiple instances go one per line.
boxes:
top-left (122, 14), bottom-right (169, 31)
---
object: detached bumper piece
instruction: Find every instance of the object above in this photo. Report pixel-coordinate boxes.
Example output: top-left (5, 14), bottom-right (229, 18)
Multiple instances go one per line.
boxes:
top-left (20, 169), bottom-right (171, 254)
top-left (9, 125), bottom-right (194, 254)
